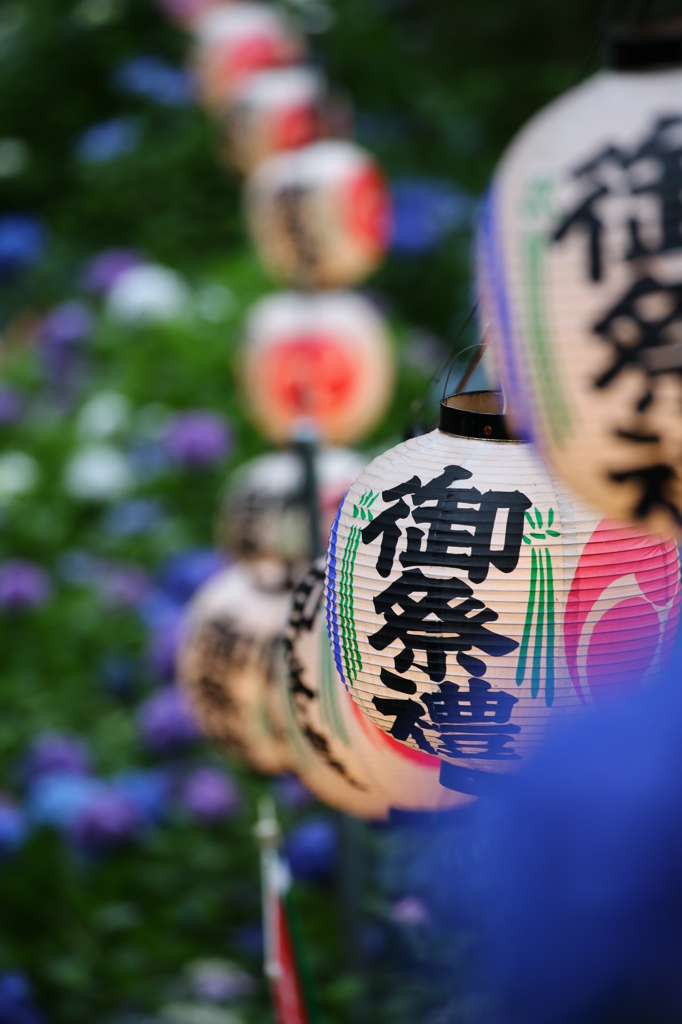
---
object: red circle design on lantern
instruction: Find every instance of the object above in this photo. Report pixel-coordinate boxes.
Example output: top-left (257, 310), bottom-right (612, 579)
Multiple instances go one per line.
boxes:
top-left (344, 166), bottom-right (391, 256)
top-left (261, 333), bottom-right (360, 420)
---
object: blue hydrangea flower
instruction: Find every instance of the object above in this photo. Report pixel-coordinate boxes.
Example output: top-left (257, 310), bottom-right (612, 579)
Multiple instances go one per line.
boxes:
top-left (157, 548), bottom-right (224, 604)
top-left (111, 769), bottom-right (172, 824)
top-left (102, 498), bottom-right (164, 537)
top-left (113, 56), bottom-right (193, 107)
top-left (137, 686), bottom-right (200, 753)
top-left (28, 774), bottom-right (104, 830)
top-left (0, 800), bottom-right (27, 855)
top-left (0, 216), bottom-right (46, 277)
top-left (285, 818), bottom-right (338, 882)
top-left (0, 972), bottom-right (44, 1024)
top-left (75, 118), bottom-right (140, 164)
top-left (390, 178), bottom-right (474, 254)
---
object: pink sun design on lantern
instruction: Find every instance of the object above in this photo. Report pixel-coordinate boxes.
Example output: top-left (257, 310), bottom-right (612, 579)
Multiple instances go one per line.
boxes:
top-left (564, 519), bottom-right (680, 706)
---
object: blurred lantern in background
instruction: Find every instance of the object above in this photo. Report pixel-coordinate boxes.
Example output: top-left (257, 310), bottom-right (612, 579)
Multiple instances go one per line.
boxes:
top-left (192, 3), bottom-right (304, 112)
top-left (282, 559), bottom-right (471, 817)
top-left (219, 446), bottom-right (364, 576)
top-left (225, 66), bottom-right (327, 174)
top-left (156, 0), bottom-right (222, 27)
top-left (241, 290), bottom-right (396, 443)
top-left (246, 140), bottom-right (390, 288)
top-left (325, 391), bottom-right (681, 792)
top-left (480, 31), bottom-right (682, 536)
top-left (178, 563), bottom-right (292, 774)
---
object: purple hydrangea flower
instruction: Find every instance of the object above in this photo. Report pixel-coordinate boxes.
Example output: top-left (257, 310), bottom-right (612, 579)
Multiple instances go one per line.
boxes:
top-left (186, 959), bottom-right (255, 1002)
top-left (180, 768), bottom-right (240, 822)
top-left (390, 895), bottom-right (431, 926)
top-left (164, 412), bottom-right (231, 468)
top-left (285, 818), bottom-right (338, 882)
top-left (39, 302), bottom-right (93, 401)
top-left (24, 732), bottom-right (91, 781)
top-left (390, 178), bottom-right (474, 254)
top-left (72, 788), bottom-right (141, 850)
top-left (28, 774), bottom-right (103, 829)
top-left (0, 215), bottom-right (46, 277)
top-left (94, 561), bottom-right (151, 609)
top-left (0, 972), bottom-right (44, 1024)
top-left (75, 118), bottom-right (140, 164)
top-left (274, 775), bottom-right (313, 810)
top-left (83, 248), bottom-right (143, 294)
top-left (111, 769), bottom-right (172, 824)
top-left (145, 608), bottom-right (184, 682)
top-left (0, 386), bottom-right (24, 426)
top-left (39, 302), bottom-right (93, 347)
top-left (157, 549), bottom-right (224, 604)
top-left (0, 799), bottom-right (27, 854)
top-left (113, 57), bottom-right (193, 107)
top-left (137, 686), bottom-right (200, 753)
top-left (0, 561), bottom-right (52, 611)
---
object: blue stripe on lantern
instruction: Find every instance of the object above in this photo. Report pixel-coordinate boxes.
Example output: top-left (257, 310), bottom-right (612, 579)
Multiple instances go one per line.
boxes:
top-left (325, 504), bottom-right (347, 687)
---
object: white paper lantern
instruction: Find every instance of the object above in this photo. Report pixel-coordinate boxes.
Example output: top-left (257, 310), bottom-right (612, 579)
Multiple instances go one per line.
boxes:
top-left (283, 559), bottom-right (472, 818)
top-left (246, 140), bottom-right (390, 288)
top-left (178, 563), bottom-right (292, 774)
top-left (156, 0), bottom-right (222, 28)
top-left (241, 291), bottom-right (396, 444)
top-left (220, 446), bottom-right (366, 572)
top-left (225, 67), bottom-right (326, 174)
top-left (325, 391), bottom-right (681, 792)
top-left (479, 42), bottom-right (682, 536)
top-left (192, 4), bottom-right (304, 112)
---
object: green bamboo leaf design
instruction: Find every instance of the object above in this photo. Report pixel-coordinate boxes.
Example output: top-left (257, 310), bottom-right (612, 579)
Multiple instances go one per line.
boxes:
top-left (535, 508), bottom-right (543, 528)
top-left (547, 508), bottom-right (554, 528)
top-left (545, 548), bottom-right (555, 707)
top-left (522, 535), bottom-right (531, 545)
top-left (531, 547), bottom-right (545, 699)
top-left (524, 510), bottom-right (535, 528)
top-left (546, 529), bottom-right (560, 537)
top-left (516, 547), bottom-right (537, 687)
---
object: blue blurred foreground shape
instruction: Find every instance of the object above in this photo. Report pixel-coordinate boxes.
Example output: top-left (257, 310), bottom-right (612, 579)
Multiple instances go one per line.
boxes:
top-left (480, 662), bottom-right (682, 1024)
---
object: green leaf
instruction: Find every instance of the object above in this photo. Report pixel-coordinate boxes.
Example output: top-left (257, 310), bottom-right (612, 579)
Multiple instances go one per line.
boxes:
top-left (522, 535), bottom-right (531, 544)
top-left (524, 511), bottom-right (535, 528)
top-left (530, 532), bottom-right (546, 539)
top-left (535, 508), bottom-right (543, 528)
top-left (548, 508), bottom-right (554, 528)
top-left (546, 529), bottom-right (561, 537)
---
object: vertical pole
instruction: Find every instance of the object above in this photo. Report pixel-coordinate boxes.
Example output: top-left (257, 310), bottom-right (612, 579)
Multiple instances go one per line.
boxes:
top-left (293, 423), bottom-right (322, 560)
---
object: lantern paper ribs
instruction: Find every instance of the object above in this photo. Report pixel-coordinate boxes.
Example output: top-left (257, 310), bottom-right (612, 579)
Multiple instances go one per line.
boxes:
top-left (480, 66), bottom-right (682, 535)
top-left (283, 559), bottom-right (470, 817)
top-left (325, 422), bottom-right (681, 776)
top-left (178, 564), bottom-right (293, 775)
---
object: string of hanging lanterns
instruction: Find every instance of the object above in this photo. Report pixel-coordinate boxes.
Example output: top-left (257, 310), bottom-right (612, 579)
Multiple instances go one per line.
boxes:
top-left (158, 0), bottom-right (469, 817)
